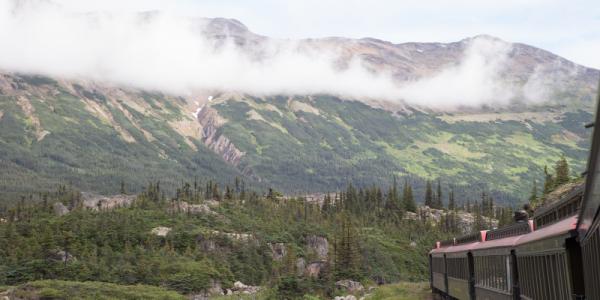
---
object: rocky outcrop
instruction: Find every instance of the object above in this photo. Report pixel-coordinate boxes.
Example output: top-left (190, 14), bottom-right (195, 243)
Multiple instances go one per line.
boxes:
top-left (81, 192), bottom-right (136, 211)
top-left (295, 258), bottom-right (306, 276)
top-left (335, 280), bottom-right (364, 293)
top-left (50, 250), bottom-right (76, 262)
top-left (305, 261), bottom-right (328, 278)
top-left (168, 201), bottom-right (216, 215)
top-left (404, 206), bottom-right (498, 235)
top-left (197, 106), bottom-right (245, 166)
top-left (334, 296), bottom-right (357, 300)
top-left (231, 281), bottom-right (260, 295)
top-left (53, 202), bottom-right (69, 216)
top-left (150, 226), bottom-right (171, 237)
top-left (306, 235), bottom-right (329, 260)
top-left (269, 243), bottom-right (286, 261)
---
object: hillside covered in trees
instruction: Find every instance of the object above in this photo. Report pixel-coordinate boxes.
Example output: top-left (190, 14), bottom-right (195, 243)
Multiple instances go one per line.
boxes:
top-left (0, 174), bottom-right (511, 299)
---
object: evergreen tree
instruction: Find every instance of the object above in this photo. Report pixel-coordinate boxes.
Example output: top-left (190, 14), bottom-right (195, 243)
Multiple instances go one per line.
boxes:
top-left (402, 180), bottom-right (417, 213)
top-left (528, 179), bottom-right (539, 207)
top-left (543, 165), bottom-right (555, 195)
top-left (554, 155), bottom-right (570, 186)
top-left (424, 180), bottom-right (433, 208)
top-left (448, 188), bottom-right (455, 211)
top-left (435, 179), bottom-right (443, 209)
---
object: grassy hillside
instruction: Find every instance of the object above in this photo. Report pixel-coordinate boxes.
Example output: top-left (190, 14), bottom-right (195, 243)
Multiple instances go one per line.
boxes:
top-left (0, 74), bottom-right (593, 203)
top-left (212, 95), bottom-right (591, 202)
top-left (1, 280), bottom-right (185, 300)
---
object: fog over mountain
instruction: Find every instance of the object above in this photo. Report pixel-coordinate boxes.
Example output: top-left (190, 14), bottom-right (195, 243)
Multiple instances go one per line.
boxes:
top-left (0, 0), bottom-right (598, 110)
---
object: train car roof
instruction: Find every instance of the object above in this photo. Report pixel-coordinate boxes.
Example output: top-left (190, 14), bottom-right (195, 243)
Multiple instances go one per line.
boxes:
top-left (444, 241), bottom-right (481, 254)
top-left (517, 215), bottom-right (577, 246)
top-left (469, 234), bottom-right (523, 251)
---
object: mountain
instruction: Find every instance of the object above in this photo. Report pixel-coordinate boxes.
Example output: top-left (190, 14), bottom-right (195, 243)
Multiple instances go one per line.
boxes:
top-left (0, 17), bottom-right (598, 202)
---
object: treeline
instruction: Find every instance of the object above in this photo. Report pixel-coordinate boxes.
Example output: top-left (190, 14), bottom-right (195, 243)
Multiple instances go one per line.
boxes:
top-left (0, 177), bottom-right (453, 299)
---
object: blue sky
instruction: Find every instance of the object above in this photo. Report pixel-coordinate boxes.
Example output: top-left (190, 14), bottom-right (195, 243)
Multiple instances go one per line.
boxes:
top-left (54, 0), bottom-right (600, 69)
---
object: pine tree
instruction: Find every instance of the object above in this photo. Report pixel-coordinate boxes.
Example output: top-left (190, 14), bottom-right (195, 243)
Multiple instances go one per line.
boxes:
top-left (436, 179), bottom-right (443, 209)
top-left (403, 181), bottom-right (417, 213)
top-left (543, 165), bottom-right (555, 195)
top-left (528, 179), bottom-right (539, 207)
top-left (335, 215), bottom-right (362, 280)
top-left (448, 188), bottom-right (455, 211)
top-left (425, 180), bottom-right (433, 208)
top-left (120, 180), bottom-right (126, 195)
top-left (554, 155), bottom-right (570, 186)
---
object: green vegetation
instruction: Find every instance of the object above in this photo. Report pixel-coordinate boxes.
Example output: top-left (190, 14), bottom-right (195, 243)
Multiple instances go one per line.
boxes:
top-left (0, 179), bottom-right (451, 299)
top-left (3, 280), bottom-right (186, 300)
top-left (0, 78), bottom-right (592, 204)
top-left (366, 282), bottom-right (431, 300)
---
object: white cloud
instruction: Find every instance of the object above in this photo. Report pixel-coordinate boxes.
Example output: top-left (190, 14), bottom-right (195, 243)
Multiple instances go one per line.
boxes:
top-left (0, 1), bottom-right (593, 109)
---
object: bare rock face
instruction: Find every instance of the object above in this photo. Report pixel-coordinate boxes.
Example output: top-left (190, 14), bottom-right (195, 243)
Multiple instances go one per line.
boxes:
top-left (269, 243), bottom-right (286, 261)
top-left (81, 192), bottom-right (136, 211)
top-left (306, 235), bottom-right (328, 260)
top-left (53, 202), bottom-right (69, 216)
top-left (335, 280), bottom-right (364, 293)
top-left (197, 106), bottom-right (245, 166)
top-left (190, 279), bottom-right (224, 299)
top-left (150, 226), bottom-right (171, 237)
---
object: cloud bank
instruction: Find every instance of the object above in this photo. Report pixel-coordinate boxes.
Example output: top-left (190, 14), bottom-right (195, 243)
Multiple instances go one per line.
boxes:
top-left (0, 1), bottom-right (582, 109)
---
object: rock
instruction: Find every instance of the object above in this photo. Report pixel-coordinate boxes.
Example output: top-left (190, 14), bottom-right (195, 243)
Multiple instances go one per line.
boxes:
top-left (269, 243), bottom-right (286, 261)
top-left (150, 226), bottom-right (171, 237)
top-left (233, 281), bottom-right (247, 290)
top-left (306, 235), bottom-right (328, 260)
top-left (305, 260), bottom-right (327, 278)
top-left (334, 296), bottom-right (357, 300)
top-left (335, 280), bottom-right (364, 293)
top-left (409, 241), bottom-right (417, 247)
top-left (225, 289), bottom-right (233, 295)
top-left (231, 281), bottom-right (260, 294)
top-left (82, 192), bottom-right (136, 211)
top-left (295, 258), bottom-right (306, 276)
top-left (207, 279), bottom-right (223, 296)
top-left (404, 206), bottom-right (499, 235)
top-left (169, 201), bottom-right (216, 215)
top-left (53, 202), bottom-right (69, 216)
top-left (50, 250), bottom-right (76, 262)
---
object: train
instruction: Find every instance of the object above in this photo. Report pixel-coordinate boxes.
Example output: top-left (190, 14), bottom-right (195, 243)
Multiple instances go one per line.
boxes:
top-left (430, 80), bottom-right (600, 300)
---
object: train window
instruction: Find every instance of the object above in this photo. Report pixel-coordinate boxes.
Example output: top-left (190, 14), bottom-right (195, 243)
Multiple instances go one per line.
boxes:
top-left (432, 257), bottom-right (445, 273)
top-left (517, 252), bottom-right (571, 299)
top-left (474, 255), bottom-right (511, 292)
top-left (447, 257), bottom-right (469, 280)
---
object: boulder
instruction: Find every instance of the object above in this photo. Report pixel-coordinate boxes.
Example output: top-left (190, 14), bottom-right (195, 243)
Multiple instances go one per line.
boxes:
top-left (306, 235), bottom-right (328, 260)
top-left (82, 192), bottom-right (136, 211)
top-left (231, 281), bottom-right (260, 294)
top-left (53, 202), bottom-right (69, 216)
top-left (169, 201), bottom-right (215, 215)
top-left (269, 243), bottom-right (286, 261)
top-left (334, 296), bottom-right (357, 300)
top-left (150, 226), bottom-right (171, 237)
top-left (335, 280), bottom-right (364, 293)
top-left (295, 258), bottom-right (306, 276)
top-left (50, 250), bottom-right (76, 262)
top-left (305, 260), bottom-right (327, 278)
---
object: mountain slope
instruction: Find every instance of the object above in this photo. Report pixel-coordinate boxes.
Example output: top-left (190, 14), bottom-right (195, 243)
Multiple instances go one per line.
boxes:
top-left (0, 18), bottom-right (598, 202)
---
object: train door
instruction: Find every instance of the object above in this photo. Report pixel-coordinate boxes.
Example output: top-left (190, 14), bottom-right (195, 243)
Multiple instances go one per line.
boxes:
top-left (510, 250), bottom-right (520, 300)
top-left (444, 254), bottom-right (449, 295)
top-left (467, 252), bottom-right (475, 300)
top-left (566, 236), bottom-right (585, 299)
top-left (429, 254), bottom-right (433, 290)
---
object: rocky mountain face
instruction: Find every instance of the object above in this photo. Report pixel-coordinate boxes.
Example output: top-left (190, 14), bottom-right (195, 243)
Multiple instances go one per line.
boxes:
top-left (0, 18), bottom-right (598, 202)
